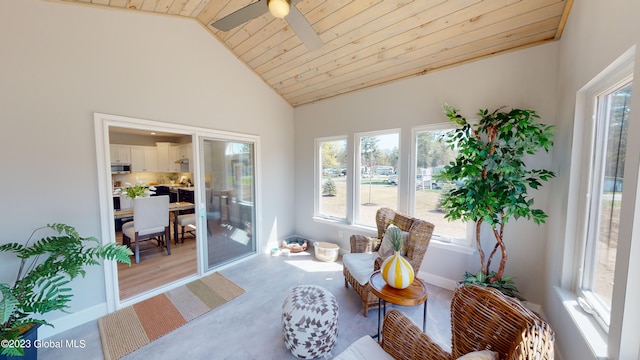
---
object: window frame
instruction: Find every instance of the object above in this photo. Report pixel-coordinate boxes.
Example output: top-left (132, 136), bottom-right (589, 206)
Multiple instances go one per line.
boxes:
top-left (576, 75), bottom-right (633, 332)
top-left (565, 48), bottom-right (638, 358)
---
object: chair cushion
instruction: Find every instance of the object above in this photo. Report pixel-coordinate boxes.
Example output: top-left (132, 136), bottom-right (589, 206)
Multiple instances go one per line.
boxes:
top-left (334, 335), bottom-right (394, 360)
top-left (342, 252), bottom-right (378, 286)
top-left (121, 221), bottom-right (135, 232)
top-left (177, 213), bottom-right (196, 226)
top-left (456, 350), bottom-right (499, 360)
top-left (123, 225), bottom-right (166, 239)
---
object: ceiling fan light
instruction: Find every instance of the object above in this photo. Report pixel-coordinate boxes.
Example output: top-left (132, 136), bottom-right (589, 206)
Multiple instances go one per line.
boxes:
top-left (268, 0), bottom-right (290, 19)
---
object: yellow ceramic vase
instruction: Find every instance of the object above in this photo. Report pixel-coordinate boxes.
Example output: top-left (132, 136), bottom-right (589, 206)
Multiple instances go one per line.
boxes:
top-left (381, 251), bottom-right (415, 289)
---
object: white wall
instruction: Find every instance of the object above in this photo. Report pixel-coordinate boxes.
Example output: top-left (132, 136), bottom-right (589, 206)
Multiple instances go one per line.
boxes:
top-left (294, 42), bottom-right (560, 304)
top-left (546, 1), bottom-right (640, 359)
top-left (0, 0), bottom-right (294, 334)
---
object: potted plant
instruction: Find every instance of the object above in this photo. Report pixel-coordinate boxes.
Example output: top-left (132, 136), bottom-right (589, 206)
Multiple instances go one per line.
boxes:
top-left (437, 104), bottom-right (555, 296)
top-left (380, 224), bottom-right (414, 289)
top-left (167, 173), bottom-right (179, 185)
top-left (0, 224), bottom-right (132, 357)
top-left (115, 180), bottom-right (156, 199)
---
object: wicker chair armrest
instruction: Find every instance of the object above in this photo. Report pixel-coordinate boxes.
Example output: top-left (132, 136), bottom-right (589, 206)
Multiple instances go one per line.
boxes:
top-left (508, 321), bottom-right (555, 360)
top-left (350, 234), bottom-right (380, 253)
top-left (381, 309), bottom-right (450, 360)
top-left (374, 256), bottom-right (384, 271)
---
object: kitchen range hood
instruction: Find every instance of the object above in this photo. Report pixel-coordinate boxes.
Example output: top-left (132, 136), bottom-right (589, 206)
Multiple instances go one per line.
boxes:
top-left (174, 158), bottom-right (189, 164)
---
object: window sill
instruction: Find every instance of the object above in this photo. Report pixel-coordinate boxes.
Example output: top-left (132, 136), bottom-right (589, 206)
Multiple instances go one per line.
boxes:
top-left (312, 216), bottom-right (475, 255)
top-left (428, 239), bottom-right (476, 255)
top-left (554, 286), bottom-right (607, 359)
top-left (312, 216), bottom-right (377, 235)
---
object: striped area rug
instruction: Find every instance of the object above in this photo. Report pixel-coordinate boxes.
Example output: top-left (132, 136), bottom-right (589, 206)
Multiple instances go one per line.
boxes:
top-left (98, 272), bottom-right (244, 360)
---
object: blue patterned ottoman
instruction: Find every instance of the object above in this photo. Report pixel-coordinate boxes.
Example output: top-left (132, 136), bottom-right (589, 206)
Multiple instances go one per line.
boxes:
top-left (282, 285), bottom-right (339, 359)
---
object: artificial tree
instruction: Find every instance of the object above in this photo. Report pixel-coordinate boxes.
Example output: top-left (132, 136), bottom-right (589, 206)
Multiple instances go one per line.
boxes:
top-left (438, 104), bottom-right (555, 295)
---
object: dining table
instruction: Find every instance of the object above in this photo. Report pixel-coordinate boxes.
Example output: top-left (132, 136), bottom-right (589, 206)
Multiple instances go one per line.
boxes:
top-left (114, 201), bottom-right (195, 245)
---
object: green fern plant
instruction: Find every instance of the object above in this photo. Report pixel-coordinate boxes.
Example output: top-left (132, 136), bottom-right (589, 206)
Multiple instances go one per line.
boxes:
top-left (0, 224), bottom-right (132, 356)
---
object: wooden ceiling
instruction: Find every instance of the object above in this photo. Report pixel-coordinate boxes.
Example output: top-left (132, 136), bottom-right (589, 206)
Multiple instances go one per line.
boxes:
top-left (59, 0), bottom-right (573, 107)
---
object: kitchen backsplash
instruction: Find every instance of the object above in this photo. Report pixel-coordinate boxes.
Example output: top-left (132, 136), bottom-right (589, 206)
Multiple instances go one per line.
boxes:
top-left (113, 172), bottom-right (193, 188)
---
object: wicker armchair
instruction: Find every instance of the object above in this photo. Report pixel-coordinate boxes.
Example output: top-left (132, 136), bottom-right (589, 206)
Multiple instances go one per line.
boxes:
top-left (379, 285), bottom-right (554, 360)
top-left (342, 208), bottom-right (434, 316)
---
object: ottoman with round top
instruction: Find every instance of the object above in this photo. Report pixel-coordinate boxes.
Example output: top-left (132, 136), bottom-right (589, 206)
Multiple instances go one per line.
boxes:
top-left (282, 285), bottom-right (339, 359)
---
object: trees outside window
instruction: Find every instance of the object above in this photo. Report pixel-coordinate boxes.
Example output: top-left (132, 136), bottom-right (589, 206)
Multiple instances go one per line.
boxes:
top-left (413, 125), bottom-right (469, 245)
top-left (317, 138), bottom-right (347, 220)
top-left (356, 131), bottom-right (399, 226)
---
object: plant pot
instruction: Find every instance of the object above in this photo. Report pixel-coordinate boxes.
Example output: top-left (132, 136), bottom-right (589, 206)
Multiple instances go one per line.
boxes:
top-left (381, 251), bottom-right (415, 289)
top-left (0, 324), bottom-right (40, 360)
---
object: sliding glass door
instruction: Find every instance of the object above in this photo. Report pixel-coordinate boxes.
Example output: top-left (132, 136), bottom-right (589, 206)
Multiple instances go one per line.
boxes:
top-left (201, 138), bottom-right (256, 268)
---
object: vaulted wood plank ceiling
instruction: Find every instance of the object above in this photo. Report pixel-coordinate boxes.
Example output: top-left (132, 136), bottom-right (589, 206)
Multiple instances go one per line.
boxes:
top-left (59, 0), bottom-right (573, 107)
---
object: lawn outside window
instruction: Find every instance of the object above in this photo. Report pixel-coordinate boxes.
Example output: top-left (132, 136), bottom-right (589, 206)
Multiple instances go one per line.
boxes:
top-left (316, 136), bottom-right (348, 221)
top-left (354, 129), bottom-right (400, 227)
top-left (411, 124), bottom-right (472, 247)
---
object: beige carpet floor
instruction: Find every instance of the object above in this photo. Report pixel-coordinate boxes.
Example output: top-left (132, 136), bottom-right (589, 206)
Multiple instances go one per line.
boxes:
top-left (41, 252), bottom-right (453, 359)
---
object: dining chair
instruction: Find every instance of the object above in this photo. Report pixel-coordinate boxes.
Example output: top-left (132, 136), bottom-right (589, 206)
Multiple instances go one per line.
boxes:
top-left (177, 213), bottom-right (196, 244)
top-left (206, 188), bottom-right (222, 235)
top-left (119, 194), bottom-right (134, 247)
top-left (119, 194), bottom-right (133, 211)
top-left (123, 195), bottom-right (171, 264)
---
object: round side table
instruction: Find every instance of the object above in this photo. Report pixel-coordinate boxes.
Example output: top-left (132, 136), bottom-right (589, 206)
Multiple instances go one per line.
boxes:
top-left (369, 270), bottom-right (428, 340)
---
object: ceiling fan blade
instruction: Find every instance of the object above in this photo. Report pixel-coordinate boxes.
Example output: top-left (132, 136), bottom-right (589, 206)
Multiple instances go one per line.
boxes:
top-left (210, 0), bottom-right (269, 32)
top-left (286, 4), bottom-right (323, 51)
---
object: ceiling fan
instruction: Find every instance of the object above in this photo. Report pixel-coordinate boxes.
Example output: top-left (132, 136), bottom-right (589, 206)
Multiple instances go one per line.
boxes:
top-left (210, 0), bottom-right (323, 51)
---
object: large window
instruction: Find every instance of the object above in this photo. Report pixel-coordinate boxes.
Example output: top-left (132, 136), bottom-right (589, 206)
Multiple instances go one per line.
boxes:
top-left (315, 127), bottom-right (473, 247)
top-left (579, 78), bottom-right (632, 330)
top-left (317, 137), bottom-right (348, 220)
top-left (412, 125), bottom-right (470, 246)
top-left (356, 130), bottom-right (399, 226)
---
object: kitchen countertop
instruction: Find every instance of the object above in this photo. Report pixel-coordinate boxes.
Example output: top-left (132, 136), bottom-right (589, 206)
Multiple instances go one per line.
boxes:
top-left (158, 185), bottom-right (194, 190)
top-left (112, 185), bottom-right (194, 196)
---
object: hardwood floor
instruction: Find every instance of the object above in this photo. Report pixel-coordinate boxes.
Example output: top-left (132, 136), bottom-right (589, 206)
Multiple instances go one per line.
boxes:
top-left (116, 231), bottom-right (197, 301)
top-left (116, 219), bottom-right (255, 300)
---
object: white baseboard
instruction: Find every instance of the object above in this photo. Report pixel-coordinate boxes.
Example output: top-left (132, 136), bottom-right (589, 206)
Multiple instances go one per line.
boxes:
top-left (419, 270), bottom-right (459, 291)
top-left (39, 303), bottom-right (108, 339)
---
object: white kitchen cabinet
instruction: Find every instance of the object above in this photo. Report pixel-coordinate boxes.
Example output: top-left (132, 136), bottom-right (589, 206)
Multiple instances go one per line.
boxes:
top-left (110, 145), bottom-right (131, 164)
top-left (177, 143), bottom-right (193, 172)
top-left (130, 146), bottom-right (158, 172)
top-left (156, 142), bottom-right (179, 172)
top-left (170, 146), bottom-right (180, 171)
top-left (176, 143), bottom-right (192, 161)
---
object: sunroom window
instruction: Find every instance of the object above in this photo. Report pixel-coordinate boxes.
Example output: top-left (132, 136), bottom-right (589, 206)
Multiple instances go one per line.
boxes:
top-left (316, 137), bottom-right (348, 220)
top-left (412, 125), bottom-right (470, 246)
top-left (579, 78), bottom-right (632, 330)
top-left (355, 130), bottom-right (399, 227)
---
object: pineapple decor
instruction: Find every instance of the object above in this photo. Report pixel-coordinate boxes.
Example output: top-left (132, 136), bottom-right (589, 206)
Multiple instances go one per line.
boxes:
top-left (380, 224), bottom-right (415, 289)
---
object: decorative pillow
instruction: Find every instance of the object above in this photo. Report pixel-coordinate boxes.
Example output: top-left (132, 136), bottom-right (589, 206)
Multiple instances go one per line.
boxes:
top-left (456, 350), bottom-right (499, 360)
top-left (378, 227), bottom-right (409, 258)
